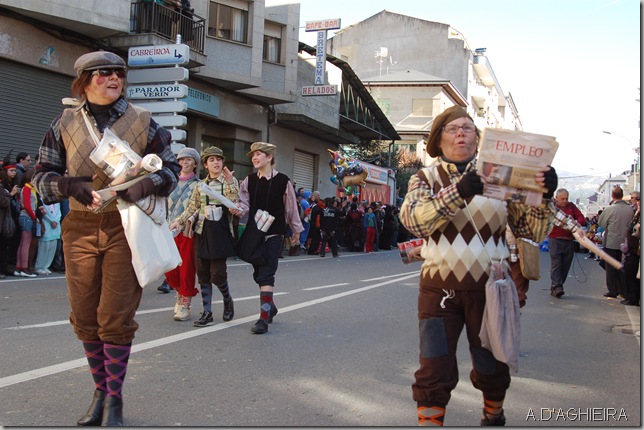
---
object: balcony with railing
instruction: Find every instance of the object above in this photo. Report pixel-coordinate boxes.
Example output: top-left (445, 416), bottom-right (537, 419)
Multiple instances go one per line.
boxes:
top-left (130, 1), bottom-right (205, 54)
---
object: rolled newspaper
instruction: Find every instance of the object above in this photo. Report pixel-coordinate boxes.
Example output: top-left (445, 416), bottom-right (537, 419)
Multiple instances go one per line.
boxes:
top-left (260, 215), bottom-right (275, 233)
top-left (96, 154), bottom-right (163, 201)
top-left (553, 209), bottom-right (623, 270)
top-left (256, 210), bottom-right (270, 231)
top-left (198, 183), bottom-right (240, 211)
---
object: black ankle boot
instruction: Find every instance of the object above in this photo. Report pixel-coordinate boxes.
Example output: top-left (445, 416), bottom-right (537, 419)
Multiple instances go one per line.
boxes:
top-left (101, 396), bottom-right (123, 426)
top-left (223, 298), bottom-right (234, 321)
top-left (77, 389), bottom-right (105, 426)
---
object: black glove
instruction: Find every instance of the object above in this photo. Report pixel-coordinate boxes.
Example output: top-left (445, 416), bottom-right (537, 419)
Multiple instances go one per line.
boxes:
top-left (543, 166), bottom-right (558, 199)
top-left (456, 170), bottom-right (484, 199)
top-left (57, 176), bottom-right (94, 206)
top-left (116, 177), bottom-right (156, 203)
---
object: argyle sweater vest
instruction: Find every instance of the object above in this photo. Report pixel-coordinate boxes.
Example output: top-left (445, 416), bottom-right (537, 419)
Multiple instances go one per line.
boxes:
top-left (60, 104), bottom-right (151, 212)
top-left (419, 165), bottom-right (509, 291)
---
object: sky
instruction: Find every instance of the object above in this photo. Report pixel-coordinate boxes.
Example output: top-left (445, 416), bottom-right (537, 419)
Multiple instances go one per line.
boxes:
top-left (294, 0), bottom-right (641, 178)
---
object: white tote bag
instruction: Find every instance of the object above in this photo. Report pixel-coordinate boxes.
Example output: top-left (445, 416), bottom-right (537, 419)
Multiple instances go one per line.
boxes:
top-left (117, 200), bottom-right (182, 288)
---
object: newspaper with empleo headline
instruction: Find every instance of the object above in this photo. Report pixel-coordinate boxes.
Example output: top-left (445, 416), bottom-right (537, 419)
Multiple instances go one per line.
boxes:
top-left (476, 128), bottom-right (559, 206)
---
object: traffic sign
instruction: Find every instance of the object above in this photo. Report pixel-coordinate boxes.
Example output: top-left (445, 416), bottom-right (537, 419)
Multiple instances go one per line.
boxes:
top-left (127, 67), bottom-right (189, 84)
top-left (132, 100), bottom-right (188, 113)
top-left (152, 115), bottom-right (188, 128)
top-left (128, 44), bottom-right (190, 67)
top-left (127, 84), bottom-right (188, 100)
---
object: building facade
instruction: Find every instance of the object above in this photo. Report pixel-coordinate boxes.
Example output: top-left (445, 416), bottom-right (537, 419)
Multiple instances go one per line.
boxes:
top-left (0, 0), bottom-right (398, 199)
top-left (327, 10), bottom-right (522, 165)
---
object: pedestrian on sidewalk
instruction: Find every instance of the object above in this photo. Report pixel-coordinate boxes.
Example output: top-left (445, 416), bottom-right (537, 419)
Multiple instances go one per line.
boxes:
top-left (598, 186), bottom-right (633, 299)
top-left (170, 146), bottom-right (240, 327)
top-left (237, 142), bottom-right (303, 334)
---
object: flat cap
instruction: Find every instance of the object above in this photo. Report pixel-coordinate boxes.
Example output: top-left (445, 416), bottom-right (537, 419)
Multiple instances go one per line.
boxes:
top-left (177, 147), bottom-right (200, 163)
top-left (201, 146), bottom-right (225, 163)
top-left (74, 51), bottom-right (126, 76)
top-left (246, 142), bottom-right (276, 157)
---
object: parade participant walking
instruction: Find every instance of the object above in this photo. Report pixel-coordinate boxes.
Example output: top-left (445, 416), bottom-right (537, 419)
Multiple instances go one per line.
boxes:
top-left (400, 106), bottom-right (556, 426)
top-left (237, 142), bottom-right (303, 334)
top-left (159, 147), bottom-right (201, 320)
top-left (33, 50), bottom-right (179, 426)
top-left (170, 146), bottom-right (239, 327)
top-left (548, 188), bottom-right (585, 298)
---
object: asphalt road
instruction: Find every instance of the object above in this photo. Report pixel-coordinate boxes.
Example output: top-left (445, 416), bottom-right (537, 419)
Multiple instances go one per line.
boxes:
top-left (0, 247), bottom-right (639, 427)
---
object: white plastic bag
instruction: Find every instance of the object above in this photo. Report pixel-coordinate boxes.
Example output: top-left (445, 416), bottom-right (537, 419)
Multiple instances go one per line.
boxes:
top-left (479, 262), bottom-right (521, 373)
top-left (117, 200), bottom-right (181, 288)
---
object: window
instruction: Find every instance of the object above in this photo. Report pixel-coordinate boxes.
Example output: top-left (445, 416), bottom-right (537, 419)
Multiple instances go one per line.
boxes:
top-left (208, 1), bottom-right (248, 43)
top-left (263, 22), bottom-right (282, 63)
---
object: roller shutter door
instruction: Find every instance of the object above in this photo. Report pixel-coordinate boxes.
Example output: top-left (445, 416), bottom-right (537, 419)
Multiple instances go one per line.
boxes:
top-left (0, 59), bottom-right (72, 160)
top-left (292, 150), bottom-right (315, 192)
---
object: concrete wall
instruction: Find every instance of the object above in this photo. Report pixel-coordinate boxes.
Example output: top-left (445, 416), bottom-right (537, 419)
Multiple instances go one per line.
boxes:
top-left (328, 11), bottom-right (471, 98)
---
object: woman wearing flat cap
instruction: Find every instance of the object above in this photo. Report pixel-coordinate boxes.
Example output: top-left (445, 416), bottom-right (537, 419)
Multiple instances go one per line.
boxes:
top-left (237, 142), bottom-right (304, 334)
top-left (33, 50), bottom-right (179, 426)
top-left (400, 106), bottom-right (557, 426)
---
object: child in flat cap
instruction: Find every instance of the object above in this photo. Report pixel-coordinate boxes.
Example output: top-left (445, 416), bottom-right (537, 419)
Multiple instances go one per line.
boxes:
top-left (170, 146), bottom-right (241, 328)
top-left (32, 49), bottom-right (180, 426)
top-left (237, 142), bottom-right (304, 334)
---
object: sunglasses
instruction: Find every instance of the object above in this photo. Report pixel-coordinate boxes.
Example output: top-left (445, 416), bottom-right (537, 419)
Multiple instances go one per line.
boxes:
top-left (91, 68), bottom-right (127, 78)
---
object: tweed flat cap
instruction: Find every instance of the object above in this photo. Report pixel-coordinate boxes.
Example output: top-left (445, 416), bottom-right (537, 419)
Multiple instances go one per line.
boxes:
top-left (74, 51), bottom-right (126, 76)
top-left (427, 106), bottom-right (475, 158)
top-left (177, 147), bottom-right (200, 164)
top-left (246, 142), bottom-right (276, 157)
top-left (201, 146), bottom-right (225, 163)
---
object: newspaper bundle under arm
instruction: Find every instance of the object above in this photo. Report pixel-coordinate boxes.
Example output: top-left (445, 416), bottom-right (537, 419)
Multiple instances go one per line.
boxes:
top-left (96, 154), bottom-right (163, 201)
top-left (476, 128), bottom-right (559, 206)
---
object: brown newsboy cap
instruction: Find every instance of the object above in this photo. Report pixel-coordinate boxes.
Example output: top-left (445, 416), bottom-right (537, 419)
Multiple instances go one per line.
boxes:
top-left (246, 142), bottom-right (276, 157)
top-left (426, 106), bottom-right (475, 158)
top-left (201, 146), bottom-right (225, 163)
top-left (74, 51), bottom-right (126, 76)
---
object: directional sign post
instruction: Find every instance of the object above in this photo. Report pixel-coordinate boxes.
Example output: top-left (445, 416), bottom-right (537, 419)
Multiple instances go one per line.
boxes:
top-left (128, 44), bottom-right (190, 67)
top-left (127, 41), bottom-right (191, 147)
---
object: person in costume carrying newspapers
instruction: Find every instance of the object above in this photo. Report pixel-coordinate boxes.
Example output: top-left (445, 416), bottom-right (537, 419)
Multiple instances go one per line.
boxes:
top-left (400, 106), bottom-right (557, 426)
top-left (170, 146), bottom-right (240, 328)
top-left (237, 142), bottom-right (304, 334)
top-left (33, 51), bottom-right (179, 426)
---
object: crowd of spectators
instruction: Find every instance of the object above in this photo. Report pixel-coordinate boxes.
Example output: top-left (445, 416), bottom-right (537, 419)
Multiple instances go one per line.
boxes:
top-left (287, 188), bottom-right (412, 256)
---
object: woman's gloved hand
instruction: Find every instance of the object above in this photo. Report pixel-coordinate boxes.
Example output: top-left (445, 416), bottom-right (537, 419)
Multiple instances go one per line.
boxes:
top-left (57, 176), bottom-right (94, 205)
top-left (116, 177), bottom-right (156, 202)
top-left (456, 170), bottom-right (484, 199)
top-left (542, 166), bottom-right (558, 199)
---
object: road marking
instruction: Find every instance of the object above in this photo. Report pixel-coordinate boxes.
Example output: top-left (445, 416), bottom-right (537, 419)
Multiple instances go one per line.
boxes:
top-left (361, 272), bottom-right (415, 282)
top-left (4, 293), bottom-right (289, 330)
top-left (303, 283), bottom-right (350, 291)
top-left (0, 271), bottom-right (419, 389)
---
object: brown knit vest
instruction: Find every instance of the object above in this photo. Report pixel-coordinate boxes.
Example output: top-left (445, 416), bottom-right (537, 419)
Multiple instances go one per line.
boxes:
top-left (60, 104), bottom-right (151, 212)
